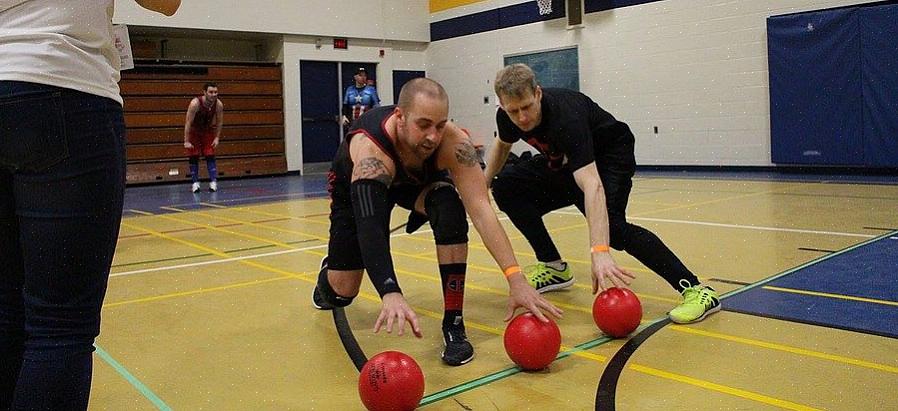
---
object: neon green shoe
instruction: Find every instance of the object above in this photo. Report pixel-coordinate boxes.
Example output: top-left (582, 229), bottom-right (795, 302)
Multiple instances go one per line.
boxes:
top-left (669, 279), bottom-right (721, 324)
top-left (524, 262), bottom-right (574, 293)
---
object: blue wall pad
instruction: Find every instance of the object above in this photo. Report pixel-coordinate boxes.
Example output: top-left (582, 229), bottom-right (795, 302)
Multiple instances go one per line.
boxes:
top-left (584, 0), bottom-right (664, 13)
top-left (725, 235), bottom-right (898, 339)
top-left (860, 4), bottom-right (898, 167)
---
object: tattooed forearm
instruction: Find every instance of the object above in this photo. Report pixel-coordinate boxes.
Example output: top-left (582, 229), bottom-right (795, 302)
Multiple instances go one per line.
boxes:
top-left (353, 157), bottom-right (393, 185)
top-left (454, 141), bottom-right (479, 167)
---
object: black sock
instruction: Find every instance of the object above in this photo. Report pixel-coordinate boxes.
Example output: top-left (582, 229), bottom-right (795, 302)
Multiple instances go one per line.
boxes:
top-left (439, 263), bottom-right (466, 328)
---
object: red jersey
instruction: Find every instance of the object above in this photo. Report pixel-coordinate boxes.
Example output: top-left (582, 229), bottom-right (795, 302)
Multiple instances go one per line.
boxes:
top-left (191, 96), bottom-right (217, 132)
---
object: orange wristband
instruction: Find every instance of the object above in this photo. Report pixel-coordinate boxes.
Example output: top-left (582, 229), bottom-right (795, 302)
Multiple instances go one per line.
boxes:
top-left (591, 244), bottom-right (610, 253)
top-left (503, 265), bottom-right (521, 278)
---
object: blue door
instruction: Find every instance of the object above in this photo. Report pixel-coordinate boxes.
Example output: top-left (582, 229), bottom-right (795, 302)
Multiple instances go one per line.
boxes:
top-left (300, 61), bottom-right (341, 164)
top-left (393, 70), bottom-right (425, 104)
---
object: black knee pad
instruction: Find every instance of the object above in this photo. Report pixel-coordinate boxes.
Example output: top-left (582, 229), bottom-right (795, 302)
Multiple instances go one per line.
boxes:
top-left (189, 156), bottom-right (199, 166)
top-left (317, 263), bottom-right (355, 308)
top-left (425, 186), bottom-right (469, 245)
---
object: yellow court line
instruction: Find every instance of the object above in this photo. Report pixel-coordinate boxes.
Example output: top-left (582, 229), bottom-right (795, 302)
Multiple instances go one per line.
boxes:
top-left (628, 364), bottom-right (822, 411)
top-left (165, 206), bottom-right (330, 242)
top-left (670, 326), bottom-right (898, 375)
top-left (204, 202), bottom-right (330, 226)
top-left (104, 276), bottom-right (291, 308)
top-left (630, 183), bottom-right (803, 218)
top-left (119, 214), bottom-right (880, 410)
top-left (154, 206), bottom-right (321, 247)
top-left (763, 285), bottom-right (898, 307)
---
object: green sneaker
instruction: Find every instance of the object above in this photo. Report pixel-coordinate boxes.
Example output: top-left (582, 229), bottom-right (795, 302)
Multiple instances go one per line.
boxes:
top-left (524, 262), bottom-right (574, 293)
top-left (669, 279), bottom-right (721, 324)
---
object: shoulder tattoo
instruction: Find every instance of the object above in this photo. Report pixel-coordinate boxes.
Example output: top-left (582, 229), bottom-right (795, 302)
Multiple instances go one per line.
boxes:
top-left (454, 141), bottom-right (479, 167)
top-left (353, 157), bottom-right (393, 185)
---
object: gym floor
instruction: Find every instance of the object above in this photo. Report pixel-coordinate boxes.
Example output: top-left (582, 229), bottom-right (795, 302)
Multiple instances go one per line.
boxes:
top-left (90, 171), bottom-right (898, 410)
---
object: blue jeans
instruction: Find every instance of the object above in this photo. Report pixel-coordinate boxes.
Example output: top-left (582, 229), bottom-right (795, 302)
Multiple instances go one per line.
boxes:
top-left (0, 81), bottom-right (125, 410)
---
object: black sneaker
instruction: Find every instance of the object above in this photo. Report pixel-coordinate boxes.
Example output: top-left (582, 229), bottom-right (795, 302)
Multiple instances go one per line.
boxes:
top-left (311, 286), bottom-right (334, 310)
top-left (441, 322), bottom-right (474, 366)
top-left (312, 256), bottom-right (334, 310)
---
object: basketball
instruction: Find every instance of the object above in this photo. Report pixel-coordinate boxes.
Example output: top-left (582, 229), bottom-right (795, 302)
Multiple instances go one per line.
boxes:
top-left (503, 312), bottom-right (562, 370)
top-left (358, 351), bottom-right (425, 411)
top-left (592, 287), bottom-right (642, 338)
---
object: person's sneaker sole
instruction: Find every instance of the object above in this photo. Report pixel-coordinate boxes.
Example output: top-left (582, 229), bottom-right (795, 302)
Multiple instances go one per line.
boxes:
top-left (534, 276), bottom-right (575, 294)
top-left (669, 303), bottom-right (722, 324)
top-left (441, 336), bottom-right (475, 366)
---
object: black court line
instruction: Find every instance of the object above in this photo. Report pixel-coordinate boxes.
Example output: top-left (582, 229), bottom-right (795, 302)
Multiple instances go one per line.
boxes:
top-left (332, 307), bottom-right (368, 371)
top-left (707, 278), bottom-right (751, 286)
top-left (593, 229), bottom-right (898, 410)
top-left (596, 320), bottom-right (670, 410)
top-left (797, 247), bottom-right (837, 253)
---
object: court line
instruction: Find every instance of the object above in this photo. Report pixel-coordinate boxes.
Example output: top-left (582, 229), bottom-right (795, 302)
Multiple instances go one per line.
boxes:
top-left (94, 344), bottom-right (172, 411)
top-left (115, 211), bottom-right (896, 410)
top-left (111, 239), bottom-right (317, 269)
top-left (165, 190), bottom-right (329, 208)
top-left (551, 211), bottom-right (876, 238)
top-left (669, 326), bottom-right (898, 375)
top-left (117, 198), bottom-right (888, 408)
top-left (760, 285), bottom-right (898, 307)
top-left (628, 364), bottom-right (821, 411)
top-left (594, 229), bottom-right (898, 410)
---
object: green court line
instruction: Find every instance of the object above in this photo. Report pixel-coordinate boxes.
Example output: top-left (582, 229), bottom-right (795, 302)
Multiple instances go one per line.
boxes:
top-left (420, 230), bottom-right (898, 408)
top-left (419, 336), bottom-right (615, 406)
top-left (94, 344), bottom-right (171, 411)
top-left (111, 239), bottom-right (318, 269)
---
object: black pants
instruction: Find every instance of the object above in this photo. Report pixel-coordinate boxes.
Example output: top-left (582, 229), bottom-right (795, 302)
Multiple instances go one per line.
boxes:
top-left (491, 154), bottom-right (698, 292)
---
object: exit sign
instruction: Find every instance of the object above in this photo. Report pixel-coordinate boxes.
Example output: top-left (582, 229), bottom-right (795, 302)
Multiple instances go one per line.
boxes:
top-left (333, 38), bottom-right (348, 49)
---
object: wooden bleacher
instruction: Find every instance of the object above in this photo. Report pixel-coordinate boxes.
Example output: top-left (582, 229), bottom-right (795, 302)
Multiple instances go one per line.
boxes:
top-left (120, 64), bottom-right (287, 184)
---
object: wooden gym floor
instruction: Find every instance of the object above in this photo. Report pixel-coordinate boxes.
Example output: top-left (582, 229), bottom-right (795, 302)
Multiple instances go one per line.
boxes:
top-left (89, 172), bottom-right (898, 410)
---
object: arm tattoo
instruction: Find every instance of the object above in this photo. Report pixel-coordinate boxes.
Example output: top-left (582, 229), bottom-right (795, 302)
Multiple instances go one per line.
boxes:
top-left (353, 157), bottom-right (393, 186)
top-left (454, 141), bottom-right (479, 167)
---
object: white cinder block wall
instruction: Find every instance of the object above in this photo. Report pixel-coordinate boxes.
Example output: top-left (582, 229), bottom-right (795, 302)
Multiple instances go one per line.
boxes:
top-left (427, 0), bottom-right (879, 165)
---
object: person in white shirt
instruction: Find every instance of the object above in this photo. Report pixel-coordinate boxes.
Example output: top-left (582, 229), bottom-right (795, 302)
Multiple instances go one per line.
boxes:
top-left (0, 1), bottom-right (180, 409)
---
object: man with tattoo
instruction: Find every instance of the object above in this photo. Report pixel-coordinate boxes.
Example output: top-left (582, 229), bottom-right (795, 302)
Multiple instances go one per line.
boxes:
top-left (484, 64), bottom-right (720, 324)
top-left (312, 78), bottom-right (563, 366)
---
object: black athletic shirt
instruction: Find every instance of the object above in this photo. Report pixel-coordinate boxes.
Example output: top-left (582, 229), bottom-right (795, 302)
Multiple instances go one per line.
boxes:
top-left (329, 105), bottom-right (442, 203)
top-left (496, 88), bottom-right (635, 172)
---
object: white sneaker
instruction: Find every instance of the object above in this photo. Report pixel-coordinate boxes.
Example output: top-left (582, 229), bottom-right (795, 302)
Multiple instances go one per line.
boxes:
top-left (191, 182), bottom-right (201, 193)
top-left (209, 181), bottom-right (218, 192)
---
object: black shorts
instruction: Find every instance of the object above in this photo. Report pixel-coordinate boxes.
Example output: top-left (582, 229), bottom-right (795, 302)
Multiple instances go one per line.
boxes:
top-left (326, 172), bottom-right (452, 271)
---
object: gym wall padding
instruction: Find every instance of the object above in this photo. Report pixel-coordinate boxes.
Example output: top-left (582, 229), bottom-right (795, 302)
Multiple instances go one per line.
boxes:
top-left (769, 3), bottom-right (898, 167)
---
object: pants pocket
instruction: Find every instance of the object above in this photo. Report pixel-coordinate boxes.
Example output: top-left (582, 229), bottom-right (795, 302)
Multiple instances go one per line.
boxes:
top-left (0, 92), bottom-right (69, 172)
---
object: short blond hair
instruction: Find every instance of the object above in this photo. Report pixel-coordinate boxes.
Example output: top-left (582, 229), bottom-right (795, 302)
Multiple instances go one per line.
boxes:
top-left (494, 63), bottom-right (538, 99)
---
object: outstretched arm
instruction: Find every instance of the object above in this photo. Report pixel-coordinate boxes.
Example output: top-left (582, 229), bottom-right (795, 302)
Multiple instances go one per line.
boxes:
top-left (348, 136), bottom-right (422, 337)
top-left (441, 125), bottom-right (563, 322)
top-left (134, 0), bottom-right (181, 16)
top-left (572, 162), bottom-right (635, 293)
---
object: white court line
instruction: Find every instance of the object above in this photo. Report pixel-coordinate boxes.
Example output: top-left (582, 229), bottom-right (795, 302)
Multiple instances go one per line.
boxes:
top-left (110, 227), bottom-right (434, 278)
top-left (550, 209), bottom-right (876, 238)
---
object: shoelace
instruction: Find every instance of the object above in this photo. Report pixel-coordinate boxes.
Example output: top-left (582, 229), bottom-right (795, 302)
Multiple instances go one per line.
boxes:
top-left (678, 279), bottom-right (715, 307)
